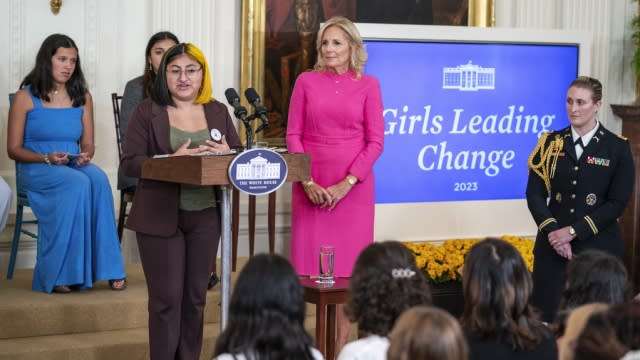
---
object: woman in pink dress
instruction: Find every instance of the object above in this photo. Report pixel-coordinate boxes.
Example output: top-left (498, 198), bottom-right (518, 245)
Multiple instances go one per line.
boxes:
top-left (287, 15), bottom-right (383, 278)
top-left (286, 15), bottom-right (384, 356)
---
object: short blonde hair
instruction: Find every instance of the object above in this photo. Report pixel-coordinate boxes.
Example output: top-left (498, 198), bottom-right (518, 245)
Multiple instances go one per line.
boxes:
top-left (388, 306), bottom-right (468, 360)
top-left (569, 76), bottom-right (602, 103)
top-left (314, 16), bottom-right (367, 78)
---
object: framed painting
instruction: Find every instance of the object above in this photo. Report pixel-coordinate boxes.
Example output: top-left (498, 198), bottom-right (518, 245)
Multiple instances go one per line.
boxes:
top-left (240, 0), bottom-right (495, 145)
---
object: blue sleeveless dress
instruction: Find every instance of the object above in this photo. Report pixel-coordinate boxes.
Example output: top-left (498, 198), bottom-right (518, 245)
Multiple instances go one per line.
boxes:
top-left (17, 88), bottom-right (125, 293)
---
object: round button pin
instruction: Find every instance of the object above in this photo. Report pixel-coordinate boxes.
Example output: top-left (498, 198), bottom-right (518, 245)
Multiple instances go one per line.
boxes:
top-left (210, 128), bottom-right (222, 141)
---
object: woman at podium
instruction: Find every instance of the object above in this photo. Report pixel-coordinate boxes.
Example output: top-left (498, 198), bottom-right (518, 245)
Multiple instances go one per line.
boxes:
top-left (121, 43), bottom-right (242, 360)
top-left (286, 16), bottom-right (384, 352)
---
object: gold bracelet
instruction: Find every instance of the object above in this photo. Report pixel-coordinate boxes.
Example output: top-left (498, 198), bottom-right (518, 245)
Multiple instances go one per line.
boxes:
top-left (43, 154), bottom-right (51, 165)
top-left (303, 179), bottom-right (314, 187)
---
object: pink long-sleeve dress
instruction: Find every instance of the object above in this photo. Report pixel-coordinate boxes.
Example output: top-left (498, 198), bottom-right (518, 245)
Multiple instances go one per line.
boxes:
top-left (286, 70), bottom-right (384, 277)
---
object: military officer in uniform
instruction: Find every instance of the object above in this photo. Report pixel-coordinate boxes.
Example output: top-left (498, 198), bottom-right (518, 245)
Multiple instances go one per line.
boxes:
top-left (526, 76), bottom-right (635, 323)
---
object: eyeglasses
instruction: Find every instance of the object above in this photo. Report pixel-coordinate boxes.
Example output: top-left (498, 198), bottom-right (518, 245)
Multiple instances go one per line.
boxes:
top-left (166, 66), bottom-right (202, 80)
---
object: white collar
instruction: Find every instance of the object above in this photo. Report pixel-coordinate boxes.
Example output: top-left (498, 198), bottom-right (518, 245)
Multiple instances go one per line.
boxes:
top-left (572, 121), bottom-right (599, 146)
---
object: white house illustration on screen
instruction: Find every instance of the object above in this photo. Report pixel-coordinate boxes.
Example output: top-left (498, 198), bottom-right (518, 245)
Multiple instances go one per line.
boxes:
top-left (236, 154), bottom-right (281, 180)
top-left (443, 61), bottom-right (495, 91)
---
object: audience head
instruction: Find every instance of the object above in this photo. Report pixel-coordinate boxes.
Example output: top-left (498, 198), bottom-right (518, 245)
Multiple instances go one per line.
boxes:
top-left (314, 16), bottom-right (367, 77)
top-left (559, 250), bottom-right (629, 313)
top-left (461, 237), bottom-right (546, 350)
top-left (142, 31), bottom-right (179, 98)
top-left (557, 303), bottom-right (609, 360)
top-left (387, 306), bottom-right (468, 360)
top-left (152, 42), bottom-right (212, 106)
top-left (345, 241), bottom-right (432, 336)
top-left (20, 33), bottom-right (87, 106)
top-left (213, 253), bottom-right (315, 359)
top-left (574, 302), bottom-right (640, 360)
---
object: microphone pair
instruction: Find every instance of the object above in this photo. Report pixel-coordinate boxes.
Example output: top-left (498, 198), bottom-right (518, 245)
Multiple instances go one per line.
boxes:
top-left (224, 88), bottom-right (269, 132)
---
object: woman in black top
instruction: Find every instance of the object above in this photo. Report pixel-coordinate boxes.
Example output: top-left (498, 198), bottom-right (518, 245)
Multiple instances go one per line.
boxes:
top-left (461, 238), bottom-right (557, 360)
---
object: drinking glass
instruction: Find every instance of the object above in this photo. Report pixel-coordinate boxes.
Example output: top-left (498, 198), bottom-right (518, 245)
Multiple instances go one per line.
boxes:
top-left (317, 244), bottom-right (335, 284)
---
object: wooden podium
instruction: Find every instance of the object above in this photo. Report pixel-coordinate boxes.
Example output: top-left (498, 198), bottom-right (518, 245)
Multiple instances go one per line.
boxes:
top-left (141, 153), bottom-right (310, 328)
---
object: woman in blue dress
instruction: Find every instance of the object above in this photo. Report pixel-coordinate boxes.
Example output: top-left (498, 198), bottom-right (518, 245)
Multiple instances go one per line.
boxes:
top-left (7, 34), bottom-right (126, 293)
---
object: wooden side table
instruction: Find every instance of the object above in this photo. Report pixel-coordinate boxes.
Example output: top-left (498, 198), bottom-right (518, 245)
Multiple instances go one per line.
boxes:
top-left (301, 278), bottom-right (350, 360)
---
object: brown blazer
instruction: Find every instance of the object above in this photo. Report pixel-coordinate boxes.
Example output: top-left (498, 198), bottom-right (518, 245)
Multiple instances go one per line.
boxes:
top-left (121, 99), bottom-right (243, 237)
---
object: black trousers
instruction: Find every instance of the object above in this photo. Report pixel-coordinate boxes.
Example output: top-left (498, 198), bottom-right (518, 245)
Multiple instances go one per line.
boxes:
top-left (137, 206), bottom-right (220, 360)
top-left (531, 248), bottom-right (568, 323)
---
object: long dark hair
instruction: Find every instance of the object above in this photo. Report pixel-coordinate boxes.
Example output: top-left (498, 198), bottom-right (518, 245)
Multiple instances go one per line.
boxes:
top-left (20, 33), bottom-right (87, 107)
top-left (461, 238), bottom-right (550, 350)
top-left (142, 31), bottom-right (178, 98)
top-left (213, 254), bottom-right (315, 359)
top-left (345, 241), bottom-right (432, 336)
top-left (559, 250), bottom-right (629, 313)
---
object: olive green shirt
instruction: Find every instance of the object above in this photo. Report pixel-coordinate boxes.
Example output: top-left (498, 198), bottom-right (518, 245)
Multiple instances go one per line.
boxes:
top-left (170, 126), bottom-right (216, 210)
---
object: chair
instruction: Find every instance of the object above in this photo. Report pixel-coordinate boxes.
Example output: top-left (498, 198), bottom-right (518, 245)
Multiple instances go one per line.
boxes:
top-left (111, 93), bottom-right (135, 242)
top-left (7, 92), bottom-right (40, 279)
top-left (7, 174), bottom-right (39, 279)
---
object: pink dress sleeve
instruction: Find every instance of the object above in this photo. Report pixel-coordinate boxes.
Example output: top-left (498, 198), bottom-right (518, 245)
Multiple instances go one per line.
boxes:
top-left (347, 77), bottom-right (384, 181)
top-left (286, 73), bottom-right (307, 153)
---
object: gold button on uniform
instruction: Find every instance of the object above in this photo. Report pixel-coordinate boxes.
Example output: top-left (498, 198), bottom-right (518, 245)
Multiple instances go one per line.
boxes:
top-left (571, 194), bottom-right (576, 199)
top-left (572, 180), bottom-right (577, 185)
top-left (570, 209), bottom-right (575, 213)
top-left (573, 166), bottom-right (579, 171)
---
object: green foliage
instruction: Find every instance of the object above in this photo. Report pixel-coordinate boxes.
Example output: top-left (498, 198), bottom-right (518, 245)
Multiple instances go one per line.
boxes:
top-left (633, 14), bottom-right (640, 76)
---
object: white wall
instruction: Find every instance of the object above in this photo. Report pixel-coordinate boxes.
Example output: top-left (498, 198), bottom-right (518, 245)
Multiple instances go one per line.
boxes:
top-left (0, 0), bottom-right (635, 266)
top-left (495, 0), bottom-right (637, 134)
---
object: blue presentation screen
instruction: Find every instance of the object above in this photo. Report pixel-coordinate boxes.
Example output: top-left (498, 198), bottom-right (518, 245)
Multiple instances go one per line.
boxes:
top-left (366, 40), bottom-right (579, 204)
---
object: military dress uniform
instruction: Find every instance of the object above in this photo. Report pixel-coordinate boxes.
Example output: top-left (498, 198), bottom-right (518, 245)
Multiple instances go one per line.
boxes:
top-left (526, 124), bottom-right (634, 322)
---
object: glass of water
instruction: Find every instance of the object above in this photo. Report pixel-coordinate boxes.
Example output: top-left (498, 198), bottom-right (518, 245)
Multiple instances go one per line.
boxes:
top-left (317, 244), bottom-right (335, 284)
top-left (253, 141), bottom-right (268, 148)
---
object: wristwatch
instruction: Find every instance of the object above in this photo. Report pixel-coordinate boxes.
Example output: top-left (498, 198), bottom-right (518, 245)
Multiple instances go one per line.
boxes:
top-left (568, 226), bottom-right (576, 237)
top-left (346, 175), bottom-right (358, 186)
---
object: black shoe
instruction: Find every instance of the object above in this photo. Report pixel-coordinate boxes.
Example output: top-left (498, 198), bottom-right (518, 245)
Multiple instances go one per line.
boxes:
top-left (208, 272), bottom-right (219, 290)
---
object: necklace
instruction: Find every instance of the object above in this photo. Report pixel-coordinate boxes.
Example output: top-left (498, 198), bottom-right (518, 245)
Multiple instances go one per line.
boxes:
top-left (53, 89), bottom-right (59, 94)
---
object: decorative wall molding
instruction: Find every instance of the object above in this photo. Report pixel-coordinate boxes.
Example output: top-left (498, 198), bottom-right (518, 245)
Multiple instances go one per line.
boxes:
top-left (496, 0), bottom-right (632, 134)
top-left (83, 0), bottom-right (98, 92)
top-left (9, 0), bottom-right (25, 91)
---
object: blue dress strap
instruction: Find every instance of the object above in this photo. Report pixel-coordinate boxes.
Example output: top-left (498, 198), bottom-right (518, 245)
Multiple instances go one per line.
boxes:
top-left (26, 86), bottom-right (42, 108)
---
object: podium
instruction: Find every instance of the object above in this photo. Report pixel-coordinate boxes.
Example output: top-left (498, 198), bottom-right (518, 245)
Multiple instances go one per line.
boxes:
top-left (141, 153), bottom-right (310, 328)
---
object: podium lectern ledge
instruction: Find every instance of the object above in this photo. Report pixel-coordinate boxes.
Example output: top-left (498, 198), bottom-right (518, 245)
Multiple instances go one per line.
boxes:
top-left (141, 153), bottom-right (310, 329)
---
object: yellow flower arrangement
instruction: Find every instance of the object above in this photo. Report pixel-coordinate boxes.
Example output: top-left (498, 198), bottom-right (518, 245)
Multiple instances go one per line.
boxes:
top-left (404, 235), bottom-right (534, 285)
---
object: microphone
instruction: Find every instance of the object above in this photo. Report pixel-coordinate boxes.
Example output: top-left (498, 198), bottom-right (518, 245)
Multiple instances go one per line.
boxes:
top-left (244, 88), bottom-right (269, 132)
top-left (224, 88), bottom-right (248, 121)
